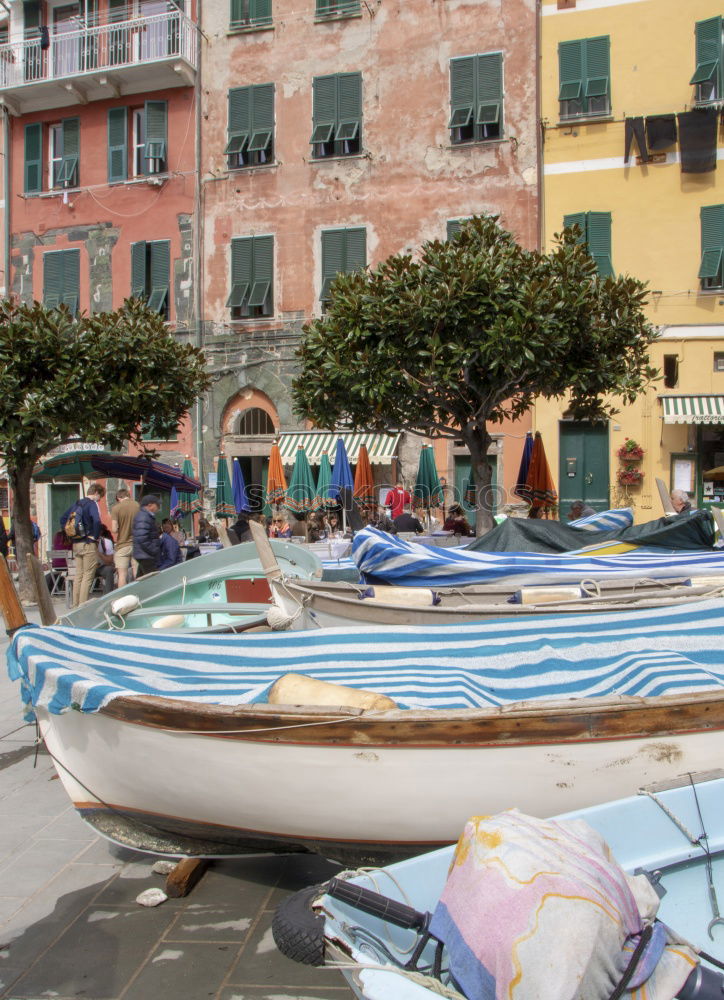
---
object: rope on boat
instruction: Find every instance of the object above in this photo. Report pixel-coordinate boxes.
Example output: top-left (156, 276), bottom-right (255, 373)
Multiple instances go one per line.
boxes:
top-left (637, 788), bottom-right (700, 845)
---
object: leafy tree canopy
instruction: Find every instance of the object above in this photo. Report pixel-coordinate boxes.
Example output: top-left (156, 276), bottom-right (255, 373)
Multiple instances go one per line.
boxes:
top-left (0, 298), bottom-right (211, 598)
top-left (293, 214), bottom-right (659, 530)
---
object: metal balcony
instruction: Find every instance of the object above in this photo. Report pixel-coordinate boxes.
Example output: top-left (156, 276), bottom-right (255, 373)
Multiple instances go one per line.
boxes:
top-left (0, 8), bottom-right (197, 114)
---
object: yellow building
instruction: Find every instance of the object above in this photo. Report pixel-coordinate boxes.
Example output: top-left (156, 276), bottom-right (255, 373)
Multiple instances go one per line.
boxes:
top-left (539, 0), bottom-right (724, 520)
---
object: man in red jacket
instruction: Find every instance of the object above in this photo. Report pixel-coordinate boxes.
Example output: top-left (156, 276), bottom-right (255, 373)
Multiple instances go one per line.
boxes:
top-left (383, 482), bottom-right (411, 519)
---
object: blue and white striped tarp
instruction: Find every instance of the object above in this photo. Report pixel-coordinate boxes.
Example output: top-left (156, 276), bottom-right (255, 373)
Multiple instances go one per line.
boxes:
top-left (352, 527), bottom-right (724, 588)
top-left (569, 508), bottom-right (634, 531)
top-left (7, 599), bottom-right (724, 718)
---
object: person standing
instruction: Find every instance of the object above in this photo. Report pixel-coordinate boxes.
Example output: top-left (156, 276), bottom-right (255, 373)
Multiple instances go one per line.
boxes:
top-left (132, 495), bottom-right (161, 577)
top-left (60, 483), bottom-right (106, 607)
top-left (110, 487), bottom-right (140, 588)
top-left (383, 482), bottom-right (411, 520)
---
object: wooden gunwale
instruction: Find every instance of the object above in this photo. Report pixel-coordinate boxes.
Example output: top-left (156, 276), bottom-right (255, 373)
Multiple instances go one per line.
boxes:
top-left (99, 688), bottom-right (724, 746)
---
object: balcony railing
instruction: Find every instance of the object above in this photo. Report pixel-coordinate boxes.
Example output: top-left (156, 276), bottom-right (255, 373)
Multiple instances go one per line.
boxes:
top-left (0, 9), bottom-right (197, 90)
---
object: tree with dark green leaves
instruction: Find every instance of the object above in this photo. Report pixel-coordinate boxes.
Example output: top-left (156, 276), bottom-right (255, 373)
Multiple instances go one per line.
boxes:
top-left (0, 298), bottom-right (210, 600)
top-left (293, 214), bottom-right (659, 533)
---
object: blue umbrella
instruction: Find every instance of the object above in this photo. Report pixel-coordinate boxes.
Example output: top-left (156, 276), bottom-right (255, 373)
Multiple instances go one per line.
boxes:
top-left (514, 432), bottom-right (534, 501)
top-left (329, 437), bottom-right (353, 501)
top-left (231, 458), bottom-right (250, 514)
top-left (169, 486), bottom-right (184, 520)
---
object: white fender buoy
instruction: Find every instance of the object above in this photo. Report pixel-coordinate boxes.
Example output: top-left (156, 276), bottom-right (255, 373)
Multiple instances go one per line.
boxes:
top-left (151, 614), bottom-right (186, 629)
top-left (110, 594), bottom-right (141, 616)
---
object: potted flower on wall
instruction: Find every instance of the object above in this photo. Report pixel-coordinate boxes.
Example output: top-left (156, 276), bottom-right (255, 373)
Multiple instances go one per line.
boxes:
top-left (617, 466), bottom-right (644, 486)
top-left (616, 438), bottom-right (644, 462)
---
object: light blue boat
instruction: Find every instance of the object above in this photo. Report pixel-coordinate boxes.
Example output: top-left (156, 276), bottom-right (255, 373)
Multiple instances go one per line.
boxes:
top-left (274, 772), bottom-right (724, 1000)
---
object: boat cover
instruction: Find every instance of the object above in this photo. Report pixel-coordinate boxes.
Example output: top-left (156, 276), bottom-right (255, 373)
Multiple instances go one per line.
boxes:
top-left (7, 598), bottom-right (724, 718)
top-left (429, 810), bottom-right (696, 1000)
top-left (568, 507), bottom-right (634, 531)
top-left (469, 509), bottom-right (715, 554)
top-left (352, 525), bottom-right (724, 587)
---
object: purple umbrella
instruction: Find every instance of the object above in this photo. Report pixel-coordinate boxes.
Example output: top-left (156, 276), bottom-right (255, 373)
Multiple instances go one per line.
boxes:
top-left (91, 454), bottom-right (202, 493)
top-left (231, 458), bottom-right (250, 514)
top-left (513, 432), bottom-right (534, 501)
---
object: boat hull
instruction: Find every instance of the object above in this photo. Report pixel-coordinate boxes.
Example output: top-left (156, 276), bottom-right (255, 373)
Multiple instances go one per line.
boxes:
top-left (37, 688), bottom-right (724, 863)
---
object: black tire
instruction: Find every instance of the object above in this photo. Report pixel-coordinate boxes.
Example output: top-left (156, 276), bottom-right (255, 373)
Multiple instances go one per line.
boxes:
top-left (272, 882), bottom-right (329, 966)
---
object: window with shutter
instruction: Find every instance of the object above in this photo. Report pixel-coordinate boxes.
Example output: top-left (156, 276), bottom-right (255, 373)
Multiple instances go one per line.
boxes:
top-left (107, 107), bottom-right (128, 183)
top-left (562, 212), bottom-right (613, 279)
top-left (144, 100), bottom-right (167, 173)
top-left (227, 235), bottom-right (274, 318)
top-left (691, 17), bottom-right (723, 104)
top-left (226, 84), bottom-right (274, 168)
top-left (320, 227), bottom-right (366, 305)
top-left (311, 72), bottom-right (362, 158)
top-left (230, 0), bottom-right (272, 30)
top-left (449, 52), bottom-right (503, 145)
top-left (315, 0), bottom-right (361, 20)
top-left (447, 219), bottom-right (465, 240)
top-left (700, 204), bottom-right (724, 289)
top-left (559, 36), bottom-right (610, 120)
top-left (24, 122), bottom-right (42, 194)
top-left (131, 241), bottom-right (147, 299)
top-left (130, 240), bottom-right (171, 317)
top-left (51, 117), bottom-right (79, 188)
top-left (43, 249), bottom-right (80, 315)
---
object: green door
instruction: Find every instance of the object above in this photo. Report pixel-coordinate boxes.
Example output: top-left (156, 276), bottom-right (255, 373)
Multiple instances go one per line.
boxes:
top-left (559, 422), bottom-right (609, 514)
top-left (454, 455), bottom-right (497, 518)
top-left (49, 484), bottom-right (80, 544)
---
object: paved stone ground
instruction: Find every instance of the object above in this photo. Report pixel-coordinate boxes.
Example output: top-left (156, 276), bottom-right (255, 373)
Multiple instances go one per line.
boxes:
top-left (0, 602), bottom-right (355, 1000)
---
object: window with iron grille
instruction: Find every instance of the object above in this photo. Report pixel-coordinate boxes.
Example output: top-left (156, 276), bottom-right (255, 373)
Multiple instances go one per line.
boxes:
top-left (449, 53), bottom-right (503, 144)
top-left (238, 408), bottom-right (275, 435)
top-left (558, 36), bottom-right (610, 121)
top-left (310, 72), bottom-right (361, 159)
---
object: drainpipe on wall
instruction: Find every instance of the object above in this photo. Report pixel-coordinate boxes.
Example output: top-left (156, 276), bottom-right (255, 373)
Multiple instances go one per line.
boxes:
top-left (2, 105), bottom-right (10, 301)
top-left (193, 0), bottom-right (204, 484)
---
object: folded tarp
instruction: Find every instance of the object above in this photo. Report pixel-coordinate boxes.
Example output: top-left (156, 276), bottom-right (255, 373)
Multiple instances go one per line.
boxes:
top-left (7, 598), bottom-right (724, 718)
top-left (468, 509), bottom-right (715, 554)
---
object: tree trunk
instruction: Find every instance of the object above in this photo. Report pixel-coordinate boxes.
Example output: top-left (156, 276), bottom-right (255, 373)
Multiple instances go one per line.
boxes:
top-left (9, 463), bottom-right (37, 604)
top-left (462, 425), bottom-right (495, 536)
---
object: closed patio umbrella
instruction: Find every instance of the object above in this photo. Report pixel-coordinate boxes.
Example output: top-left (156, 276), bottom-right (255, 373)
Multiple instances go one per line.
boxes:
top-left (314, 451), bottom-right (333, 510)
top-left (353, 443), bottom-right (376, 507)
top-left (177, 458), bottom-right (202, 514)
top-left (330, 437), bottom-right (354, 531)
top-left (169, 486), bottom-right (183, 520)
top-left (231, 458), bottom-right (250, 513)
top-left (525, 432), bottom-right (558, 517)
top-left (413, 445), bottom-right (442, 513)
top-left (513, 432), bottom-right (534, 501)
top-left (285, 446), bottom-right (317, 518)
top-left (215, 456), bottom-right (235, 520)
top-left (266, 442), bottom-right (287, 509)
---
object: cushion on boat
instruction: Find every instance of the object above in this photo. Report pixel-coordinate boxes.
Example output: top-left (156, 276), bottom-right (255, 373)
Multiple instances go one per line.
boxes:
top-left (267, 673), bottom-right (398, 712)
top-left (428, 810), bottom-right (697, 1000)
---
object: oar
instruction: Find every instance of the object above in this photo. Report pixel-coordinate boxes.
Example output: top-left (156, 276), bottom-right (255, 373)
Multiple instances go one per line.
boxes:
top-left (0, 553), bottom-right (29, 636)
top-left (26, 553), bottom-right (59, 626)
top-left (655, 477), bottom-right (676, 515)
top-left (248, 518), bottom-right (283, 582)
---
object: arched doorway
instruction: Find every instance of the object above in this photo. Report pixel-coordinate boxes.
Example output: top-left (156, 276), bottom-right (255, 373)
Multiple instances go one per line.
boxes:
top-left (221, 390), bottom-right (279, 514)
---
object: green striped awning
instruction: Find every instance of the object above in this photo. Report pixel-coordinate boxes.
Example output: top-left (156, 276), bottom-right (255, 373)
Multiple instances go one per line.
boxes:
top-left (661, 395), bottom-right (724, 424)
top-left (278, 431), bottom-right (401, 466)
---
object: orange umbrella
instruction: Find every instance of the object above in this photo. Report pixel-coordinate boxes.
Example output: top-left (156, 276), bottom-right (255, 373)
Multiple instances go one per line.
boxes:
top-left (266, 442), bottom-right (287, 508)
top-left (353, 443), bottom-right (376, 506)
top-left (525, 431), bottom-right (558, 517)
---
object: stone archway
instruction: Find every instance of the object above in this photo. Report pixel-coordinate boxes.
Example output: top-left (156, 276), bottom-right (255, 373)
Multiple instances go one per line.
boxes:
top-left (221, 388), bottom-right (280, 512)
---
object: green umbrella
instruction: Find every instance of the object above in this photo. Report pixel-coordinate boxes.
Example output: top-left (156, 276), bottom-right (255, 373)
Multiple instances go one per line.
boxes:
top-left (413, 445), bottom-right (442, 510)
top-left (178, 458), bottom-right (201, 514)
top-left (215, 455), bottom-right (235, 520)
top-left (314, 452), bottom-right (333, 510)
top-left (285, 446), bottom-right (317, 517)
top-left (32, 448), bottom-right (112, 484)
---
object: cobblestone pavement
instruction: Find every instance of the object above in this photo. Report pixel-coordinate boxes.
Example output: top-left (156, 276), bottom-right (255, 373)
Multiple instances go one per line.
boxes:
top-left (0, 603), bottom-right (355, 1000)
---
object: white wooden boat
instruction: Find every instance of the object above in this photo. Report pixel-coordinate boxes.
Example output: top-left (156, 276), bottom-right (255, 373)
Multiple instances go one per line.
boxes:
top-left (7, 597), bottom-right (724, 865)
top-left (57, 539), bottom-right (322, 632)
top-left (274, 772), bottom-right (724, 999)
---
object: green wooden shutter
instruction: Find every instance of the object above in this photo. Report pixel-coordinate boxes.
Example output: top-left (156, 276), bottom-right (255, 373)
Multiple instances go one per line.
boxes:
top-left (58, 117), bottom-right (79, 186)
top-left (558, 39), bottom-right (583, 101)
top-left (226, 87), bottom-right (251, 154)
top-left (585, 36), bottom-right (610, 99)
top-left (227, 237), bottom-right (251, 307)
top-left (249, 83), bottom-right (274, 151)
top-left (336, 72), bottom-right (361, 140)
top-left (311, 75), bottom-right (337, 144)
top-left (691, 17), bottom-right (723, 95)
top-left (23, 0), bottom-right (41, 32)
top-left (345, 227), bottom-right (366, 271)
top-left (24, 122), bottom-right (42, 194)
top-left (43, 251), bottom-right (62, 308)
top-left (252, 0), bottom-right (272, 26)
top-left (563, 212), bottom-right (587, 244)
top-left (447, 219), bottom-right (462, 240)
top-left (248, 235), bottom-right (273, 309)
top-left (61, 249), bottom-right (80, 314)
top-left (131, 241), bottom-right (147, 299)
top-left (586, 211), bottom-right (612, 278)
top-left (476, 52), bottom-right (502, 125)
top-left (449, 56), bottom-right (475, 127)
top-left (230, 0), bottom-right (244, 26)
top-left (148, 240), bottom-right (170, 313)
top-left (699, 204), bottom-right (724, 280)
top-left (321, 230), bottom-right (345, 300)
top-left (144, 100), bottom-right (167, 165)
top-left (107, 107), bottom-right (128, 183)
